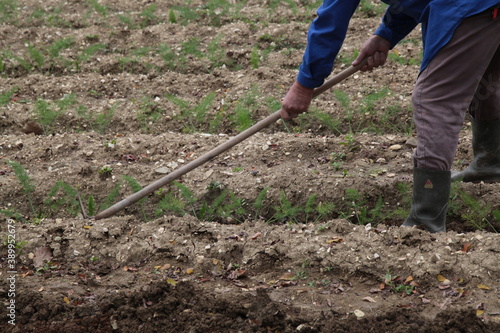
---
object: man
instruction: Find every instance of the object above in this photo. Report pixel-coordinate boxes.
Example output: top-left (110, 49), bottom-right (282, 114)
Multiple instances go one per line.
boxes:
top-left (281, 0), bottom-right (500, 233)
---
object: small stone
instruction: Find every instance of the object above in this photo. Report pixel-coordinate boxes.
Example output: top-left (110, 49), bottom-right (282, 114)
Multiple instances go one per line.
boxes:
top-left (389, 144), bottom-right (402, 151)
top-left (405, 137), bottom-right (418, 147)
top-left (155, 167), bottom-right (170, 174)
top-left (353, 309), bottom-right (365, 318)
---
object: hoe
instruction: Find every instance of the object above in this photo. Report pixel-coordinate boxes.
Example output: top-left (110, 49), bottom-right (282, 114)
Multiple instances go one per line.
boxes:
top-left (94, 60), bottom-right (366, 220)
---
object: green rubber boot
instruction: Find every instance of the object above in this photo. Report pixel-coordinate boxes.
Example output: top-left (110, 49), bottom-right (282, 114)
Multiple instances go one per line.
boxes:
top-left (451, 118), bottom-right (500, 183)
top-left (402, 167), bottom-right (451, 233)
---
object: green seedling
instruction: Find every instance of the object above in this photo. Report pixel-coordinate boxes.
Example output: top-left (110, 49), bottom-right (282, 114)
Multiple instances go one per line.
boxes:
top-left (137, 96), bottom-right (164, 131)
top-left (8, 160), bottom-right (36, 216)
top-left (168, 9), bottom-right (177, 24)
top-left (44, 181), bottom-right (80, 217)
top-left (94, 102), bottom-right (118, 133)
top-left (0, 87), bottom-right (18, 105)
top-left (207, 181), bottom-right (223, 191)
top-left (271, 190), bottom-right (302, 223)
top-left (252, 187), bottom-right (269, 220)
top-left (35, 262), bottom-right (58, 275)
top-left (122, 175), bottom-right (148, 220)
top-left (98, 166), bottom-right (113, 178)
top-left (168, 92), bottom-right (216, 133)
top-left (0, 0), bottom-right (18, 24)
top-left (100, 182), bottom-right (121, 211)
top-left (88, 0), bottom-right (108, 17)
top-left (139, 4), bottom-right (159, 28)
top-left (118, 13), bottom-right (136, 29)
top-left (87, 195), bottom-right (96, 216)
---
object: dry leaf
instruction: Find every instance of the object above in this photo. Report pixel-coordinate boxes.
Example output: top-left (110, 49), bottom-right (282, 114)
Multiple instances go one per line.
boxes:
top-left (461, 242), bottom-right (473, 252)
top-left (363, 296), bottom-right (376, 303)
top-left (166, 279), bottom-right (178, 286)
top-left (278, 272), bottom-right (296, 281)
top-left (22, 271), bottom-right (33, 278)
top-left (33, 247), bottom-right (53, 268)
top-left (251, 232), bottom-right (262, 240)
top-left (186, 268), bottom-right (194, 274)
top-left (63, 297), bottom-right (71, 304)
top-left (437, 274), bottom-right (447, 282)
top-left (326, 238), bottom-right (344, 244)
top-left (477, 284), bottom-right (490, 290)
top-left (476, 310), bottom-right (485, 317)
top-left (123, 266), bottom-right (138, 272)
top-left (410, 281), bottom-right (419, 287)
top-left (160, 264), bottom-right (171, 270)
top-left (83, 225), bottom-right (92, 229)
top-left (405, 276), bottom-right (414, 283)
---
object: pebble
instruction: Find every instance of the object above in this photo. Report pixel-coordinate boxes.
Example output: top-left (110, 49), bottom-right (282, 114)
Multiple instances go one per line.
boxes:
top-left (389, 144), bottom-right (402, 151)
top-left (155, 167), bottom-right (170, 174)
top-left (353, 309), bottom-right (365, 318)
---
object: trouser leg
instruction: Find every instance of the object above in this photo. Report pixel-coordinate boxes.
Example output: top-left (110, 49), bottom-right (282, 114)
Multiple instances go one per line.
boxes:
top-left (412, 12), bottom-right (500, 170)
top-left (403, 10), bottom-right (500, 232)
top-left (469, 45), bottom-right (500, 121)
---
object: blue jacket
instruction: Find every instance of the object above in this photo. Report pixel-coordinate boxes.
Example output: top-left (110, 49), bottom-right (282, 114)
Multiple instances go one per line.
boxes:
top-left (298, 0), bottom-right (500, 88)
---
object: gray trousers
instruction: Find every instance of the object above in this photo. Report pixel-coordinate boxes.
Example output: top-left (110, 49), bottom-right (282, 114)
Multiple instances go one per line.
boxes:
top-left (413, 9), bottom-right (500, 170)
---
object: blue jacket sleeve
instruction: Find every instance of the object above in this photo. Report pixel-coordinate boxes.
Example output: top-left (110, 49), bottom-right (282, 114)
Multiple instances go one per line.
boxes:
top-left (297, 0), bottom-right (360, 89)
top-left (374, 6), bottom-right (418, 48)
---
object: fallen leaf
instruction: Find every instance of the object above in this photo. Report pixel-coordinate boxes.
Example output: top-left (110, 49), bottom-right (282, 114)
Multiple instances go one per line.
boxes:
top-left (251, 232), bottom-right (262, 240)
top-left (278, 272), bottom-right (296, 281)
top-left (461, 242), bottom-right (473, 252)
top-left (405, 276), bottom-right (414, 283)
top-left (22, 271), bottom-right (33, 278)
top-left (421, 298), bottom-right (431, 304)
top-left (83, 225), bottom-right (92, 229)
top-left (437, 274), bottom-right (447, 282)
top-left (476, 310), bottom-right (485, 317)
top-left (326, 238), bottom-right (344, 244)
top-left (212, 259), bottom-right (219, 265)
top-left (123, 266), bottom-right (138, 272)
top-left (160, 264), bottom-right (171, 270)
top-left (186, 268), bottom-right (194, 274)
top-left (363, 296), bottom-right (376, 303)
top-left (477, 284), bottom-right (490, 290)
top-left (63, 297), bottom-right (71, 304)
top-left (33, 247), bottom-right (53, 268)
top-left (228, 269), bottom-right (246, 280)
top-left (166, 279), bottom-right (178, 286)
top-left (38, 287), bottom-right (45, 292)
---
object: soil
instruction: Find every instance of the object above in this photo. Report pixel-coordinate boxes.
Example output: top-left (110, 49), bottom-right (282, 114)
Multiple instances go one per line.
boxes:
top-left (1, 1), bottom-right (499, 332)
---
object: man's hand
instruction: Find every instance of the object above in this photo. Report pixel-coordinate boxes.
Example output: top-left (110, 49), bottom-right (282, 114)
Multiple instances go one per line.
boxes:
top-left (281, 81), bottom-right (314, 119)
top-left (353, 35), bottom-right (391, 71)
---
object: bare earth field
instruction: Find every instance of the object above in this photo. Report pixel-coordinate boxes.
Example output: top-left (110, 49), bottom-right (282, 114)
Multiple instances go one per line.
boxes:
top-left (1, 1), bottom-right (499, 332)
